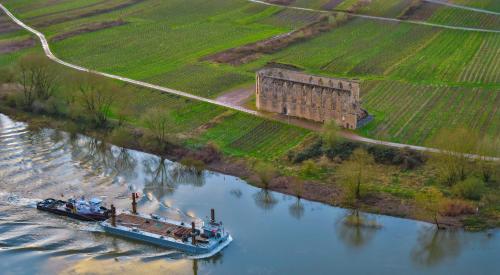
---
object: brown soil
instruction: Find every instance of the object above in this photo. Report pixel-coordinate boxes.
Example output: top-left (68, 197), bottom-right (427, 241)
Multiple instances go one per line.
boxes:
top-left (50, 20), bottom-right (127, 42)
top-left (204, 16), bottom-right (337, 65)
top-left (322, 0), bottom-right (344, 10)
top-left (0, 15), bottom-right (21, 34)
top-left (27, 0), bottom-right (113, 21)
top-left (0, 38), bottom-right (36, 54)
top-left (35, 0), bottom-right (144, 27)
top-left (399, 1), bottom-right (440, 20)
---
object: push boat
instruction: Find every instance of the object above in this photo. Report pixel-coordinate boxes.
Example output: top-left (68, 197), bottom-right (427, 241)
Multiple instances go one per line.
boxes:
top-left (36, 197), bottom-right (110, 221)
top-left (100, 193), bottom-right (232, 255)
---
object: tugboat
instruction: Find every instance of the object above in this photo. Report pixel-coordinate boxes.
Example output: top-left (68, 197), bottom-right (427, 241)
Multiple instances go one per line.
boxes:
top-left (36, 197), bottom-right (110, 221)
top-left (100, 193), bottom-right (232, 256)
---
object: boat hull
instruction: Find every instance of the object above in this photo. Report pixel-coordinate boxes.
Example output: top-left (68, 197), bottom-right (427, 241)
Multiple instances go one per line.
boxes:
top-left (101, 221), bottom-right (231, 256)
top-left (36, 200), bottom-right (109, 221)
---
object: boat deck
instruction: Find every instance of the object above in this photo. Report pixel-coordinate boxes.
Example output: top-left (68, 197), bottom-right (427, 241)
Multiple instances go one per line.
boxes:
top-left (115, 213), bottom-right (191, 239)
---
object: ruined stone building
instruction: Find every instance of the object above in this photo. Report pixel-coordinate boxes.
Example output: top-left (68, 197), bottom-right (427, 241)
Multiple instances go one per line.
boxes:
top-left (256, 68), bottom-right (366, 129)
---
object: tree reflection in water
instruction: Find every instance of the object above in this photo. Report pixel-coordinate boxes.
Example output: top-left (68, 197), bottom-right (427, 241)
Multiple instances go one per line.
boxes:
top-left (337, 209), bottom-right (381, 248)
top-left (114, 147), bottom-right (137, 179)
top-left (71, 137), bottom-right (117, 175)
top-left (170, 163), bottom-right (205, 188)
top-left (143, 157), bottom-right (176, 200)
top-left (253, 189), bottom-right (278, 211)
top-left (143, 157), bottom-right (206, 201)
top-left (288, 198), bottom-right (305, 220)
top-left (229, 189), bottom-right (242, 198)
top-left (411, 226), bottom-right (462, 267)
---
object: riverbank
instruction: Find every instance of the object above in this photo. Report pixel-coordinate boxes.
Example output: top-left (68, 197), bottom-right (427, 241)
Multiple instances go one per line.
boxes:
top-left (1, 104), bottom-right (496, 231)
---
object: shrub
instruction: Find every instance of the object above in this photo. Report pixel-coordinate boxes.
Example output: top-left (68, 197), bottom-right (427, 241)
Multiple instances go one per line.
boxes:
top-left (254, 162), bottom-right (278, 189)
top-left (440, 199), bottom-right (476, 217)
top-left (180, 157), bottom-right (206, 173)
top-left (109, 127), bottom-right (135, 147)
top-left (452, 176), bottom-right (486, 201)
top-left (325, 141), bottom-right (359, 161)
top-left (301, 159), bottom-right (320, 178)
top-left (292, 138), bottom-right (323, 163)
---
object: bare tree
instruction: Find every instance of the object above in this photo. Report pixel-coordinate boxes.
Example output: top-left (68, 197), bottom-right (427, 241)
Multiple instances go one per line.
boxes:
top-left (475, 136), bottom-right (500, 184)
top-left (428, 128), bottom-right (479, 186)
top-left (17, 54), bottom-right (59, 108)
top-left (415, 186), bottom-right (444, 229)
top-left (254, 162), bottom-right (278, 190)
top-left (337, 148), bottom-right (375, 202)
top-left (75, 73), bottom-right (116, 127)
top-left (143, 107), bottom-right (176, 150)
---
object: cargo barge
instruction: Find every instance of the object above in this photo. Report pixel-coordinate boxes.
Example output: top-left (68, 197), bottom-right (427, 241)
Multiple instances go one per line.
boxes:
top-left (100, 193), bottom-right (232, 256)
top-left (37, 197), bottom-right (110, 221)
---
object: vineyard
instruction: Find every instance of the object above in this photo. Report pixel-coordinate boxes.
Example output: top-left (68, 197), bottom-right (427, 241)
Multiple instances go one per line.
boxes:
top-left (422, 2), bottom-right (500, 31)
top-left (1, 0), bottom-right (499, 149)
top-left (450, 0), bottom-right (500, 12)
top-left (361, 80), bottom-right (500, 144)
top-left (189, 112), bottom-right (309, 159)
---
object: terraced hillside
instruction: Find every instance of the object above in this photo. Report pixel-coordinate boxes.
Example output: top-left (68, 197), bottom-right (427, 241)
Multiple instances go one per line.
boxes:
top-left (1, 0), bottom-right (499, 148)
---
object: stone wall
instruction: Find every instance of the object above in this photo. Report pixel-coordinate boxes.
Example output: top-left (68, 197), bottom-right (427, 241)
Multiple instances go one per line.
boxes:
top-left (256, 68), bottom-right (365, 129)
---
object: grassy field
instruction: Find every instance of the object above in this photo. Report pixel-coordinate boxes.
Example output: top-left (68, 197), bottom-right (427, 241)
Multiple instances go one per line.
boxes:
top-left (1, 0), bottom-right (499, 148)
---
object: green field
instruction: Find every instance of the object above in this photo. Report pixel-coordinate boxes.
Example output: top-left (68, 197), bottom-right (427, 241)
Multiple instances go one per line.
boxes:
top-left (1, 0), bottom-right (499, 149)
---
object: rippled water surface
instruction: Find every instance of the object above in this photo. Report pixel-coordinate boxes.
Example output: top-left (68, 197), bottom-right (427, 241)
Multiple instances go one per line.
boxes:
top-left (0, 114), bottom-right (499, 275)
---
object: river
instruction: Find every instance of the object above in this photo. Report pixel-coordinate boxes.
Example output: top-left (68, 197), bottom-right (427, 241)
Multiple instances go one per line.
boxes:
top-left (0, 113), bottom-right (498, 275)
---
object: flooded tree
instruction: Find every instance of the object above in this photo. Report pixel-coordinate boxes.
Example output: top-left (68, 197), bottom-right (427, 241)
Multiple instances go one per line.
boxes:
top-left (170, 163), bottom-right (205, 188)
top-left (114, 147), bottom-right (137, 178)
top-left (337, 148), bottom-right (375, 203)
top-left (143, 157), bottom-right (176, 200)
top-left (411, 226), bottom-right (462, 267)
top-left (288, 197), bottom-right (305, 220)
top-left (415, 187), bottom-right (445, 229)
top-left (337, 209), bottom-right (381, 248)
top-left (254, 162), bottom-right (278, 190)
top-left (253, 189), bottom-right (278, 211)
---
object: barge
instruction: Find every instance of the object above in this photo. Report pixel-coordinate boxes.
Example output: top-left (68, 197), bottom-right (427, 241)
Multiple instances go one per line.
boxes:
top-left (100, 193), bottom-right (232, 256)
top-left (37, 197), bottom-right (110, 221)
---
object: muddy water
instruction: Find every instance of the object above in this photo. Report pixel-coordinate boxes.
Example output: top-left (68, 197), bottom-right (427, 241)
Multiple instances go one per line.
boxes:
top-left (0, 113), bottom-right (499, 275)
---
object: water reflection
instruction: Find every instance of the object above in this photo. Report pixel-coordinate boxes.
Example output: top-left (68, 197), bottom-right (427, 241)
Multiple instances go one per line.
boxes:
top-left (142, 157), bottom-right (206, 201)
top-left (2, 113), bottom-right (500, 275)
top-left (337, 210), bottom-right (381, 249)
top-left (253, 189), bottom-right (278, 211)
top-left (114, 147), bottom-right (137, 179)
top-left (411, 226), bottom-right (462, 267)
top-left (143, 157), bottom-right (176, 200)
top-left (229, 189), bottom-right (242, 198)
top-left (288, 198), bottom-right (305, 220)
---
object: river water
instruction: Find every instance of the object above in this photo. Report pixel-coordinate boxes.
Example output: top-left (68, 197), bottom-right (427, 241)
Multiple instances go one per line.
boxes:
top-left (0, 113), bottom-right (498, 275)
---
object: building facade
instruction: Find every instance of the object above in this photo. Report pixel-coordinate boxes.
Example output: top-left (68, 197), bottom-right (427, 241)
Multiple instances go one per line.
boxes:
top-left (256, 68), bottom-right (366, 129)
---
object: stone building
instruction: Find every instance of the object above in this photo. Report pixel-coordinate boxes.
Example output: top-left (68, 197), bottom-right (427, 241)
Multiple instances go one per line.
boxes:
top-left (256, 68), bottom-right (366, 129)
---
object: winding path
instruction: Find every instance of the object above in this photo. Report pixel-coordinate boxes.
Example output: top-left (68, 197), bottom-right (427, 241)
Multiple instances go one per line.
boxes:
top-left (0, 3), bottom-right (498, 161)
top-left (249, 0), bottom-right (500, 33)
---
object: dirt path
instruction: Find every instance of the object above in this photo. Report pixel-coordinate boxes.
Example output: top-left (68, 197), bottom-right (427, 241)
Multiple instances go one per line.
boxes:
top-left (215, 85), bottom-right (254, 106)
top-left (1, 3), bottom-right (498, 161)
top-left (248, 0), bottom-right (500, 33)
